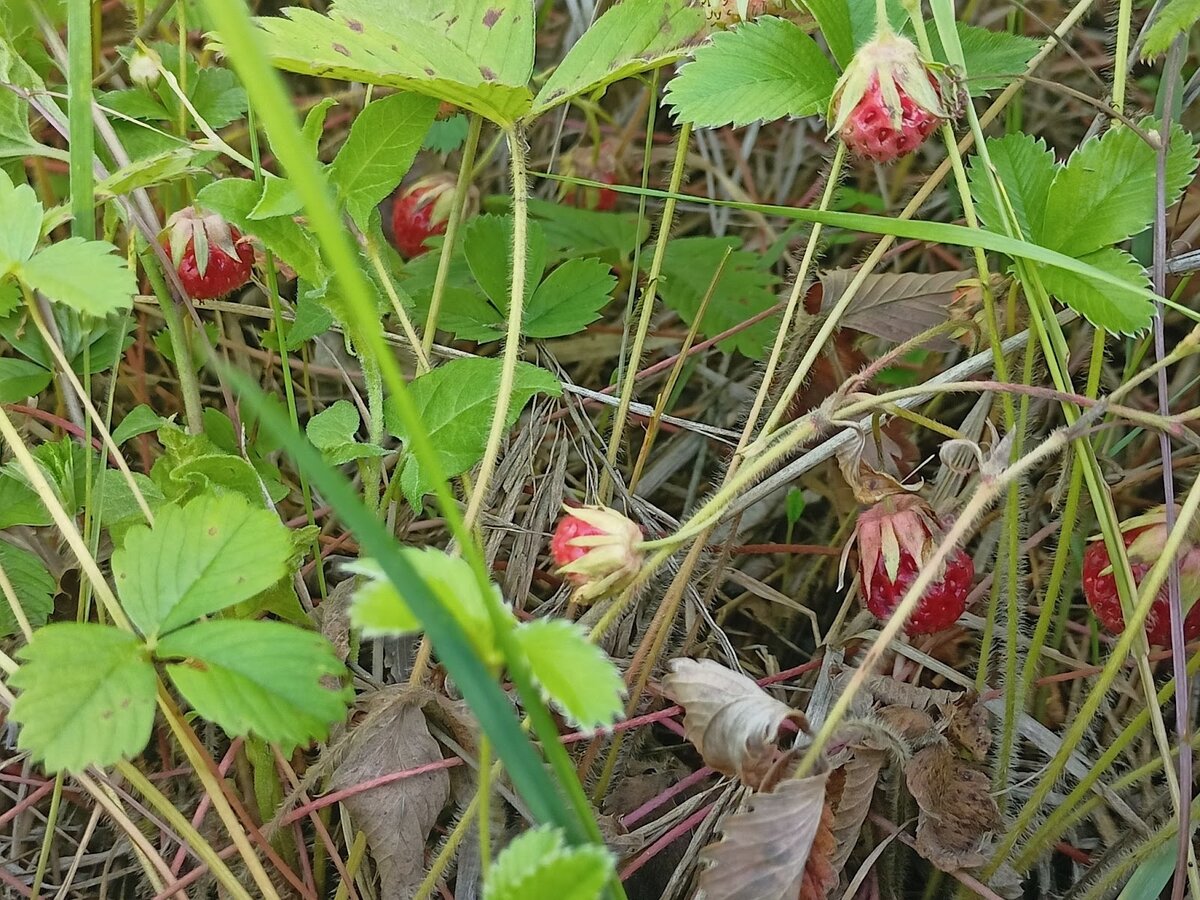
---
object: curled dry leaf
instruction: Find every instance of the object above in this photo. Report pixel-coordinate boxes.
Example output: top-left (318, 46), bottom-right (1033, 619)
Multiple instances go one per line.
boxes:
top-left (827, 741), bottom-right (888, 878)
top-left (866, 675), bottom-right (964, 711)
top-left (818, 269), bottom-right (978, 349)
top-left (699, 770), bottom-right (830, 900)
top-left (941, 697), bottom-right (992, 762)
top-left (663, 658), bottom-right (806, 786)
top-left (800, 799), bottom-right (838, 900)
top-left (329, 690), bottom-right (451, 899)
top-left (904, 742), bottom-right (1000, 872)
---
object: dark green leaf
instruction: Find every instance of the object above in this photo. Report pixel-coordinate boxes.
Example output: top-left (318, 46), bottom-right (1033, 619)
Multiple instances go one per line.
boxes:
top-left (802, 0), bottom-right (854, 68)
top-left (928, 23), bottom-right (1038, 94)
top-left (0, 357), bottom-right (50, 403)
top-left (523, 258), bottom-right (615, 339)
top-left (463, 213), bottom-right (546, 307)
top-left (1037, 246), bottom-right (1153, 335)
top-left (969, 132), bottom-right (1054, 240)
top-left (0, 539), bottom-right (55, 636)
top-left (111, 404), bottom-right (169, 446)
top-left (424, 113), bottom-right (468, 153)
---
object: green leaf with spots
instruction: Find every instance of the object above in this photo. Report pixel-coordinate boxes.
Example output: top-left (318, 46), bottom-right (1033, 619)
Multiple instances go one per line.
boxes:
top-left (665, 17), bottom-right (837, 128)
top-left (10, 624), bottom-right (156, 773)
top-left (158, 619), bottom-right (350, 748)
top-left (112, 493), bottom-right (293, 637)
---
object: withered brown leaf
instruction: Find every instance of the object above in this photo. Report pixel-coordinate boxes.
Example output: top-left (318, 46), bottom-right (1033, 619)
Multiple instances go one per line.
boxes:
top-left (329, 690), bottom-right (451, 898)
top-left (699, 771), bottom-right (830, 900)
top-left (904, 743), bottom-right (1001, 872)
top-left (818, 269), bottom-right (976, 349)
top-left (663, 658), bottom-right (806, 786)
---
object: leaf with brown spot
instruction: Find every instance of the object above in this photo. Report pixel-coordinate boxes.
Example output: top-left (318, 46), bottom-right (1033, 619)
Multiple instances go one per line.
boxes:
top-left (699, 771), bottom-right (830, 900)
top-left (904, 743), bottom-right (1000, 872)
top-left (662, 658), bottom-right (806, 786)
top-left (329, 691), bottom-right (451, 897)
top-left (818, 269), bottom-right (977, 348)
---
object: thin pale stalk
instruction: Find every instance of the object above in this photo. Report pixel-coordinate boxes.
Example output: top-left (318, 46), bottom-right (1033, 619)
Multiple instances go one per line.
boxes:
top-left (67, 0), bottom-right (94, 241)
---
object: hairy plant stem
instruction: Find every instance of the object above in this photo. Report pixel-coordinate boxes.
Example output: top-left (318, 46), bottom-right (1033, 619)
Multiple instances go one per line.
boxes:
top-left (599, 121), bottom-right (692, 502)
top-left (144, 256), bottom-right (204, 435)
top-left (464, 126), bottom-right (529, 529)
top-left (422, 114), bottom-right (483, 354)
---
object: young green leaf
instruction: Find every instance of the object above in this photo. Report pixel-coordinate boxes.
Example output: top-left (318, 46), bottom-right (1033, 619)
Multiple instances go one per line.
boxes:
top-left (463, 213), bottom-right (547, 307)
top-left (1041, 120), bottom-right (1199, 258)
top-left (531, 0), bottom-right (705, 116)
top-left (18, 238), bottom-right (136, 316)
top-left (196, 179), bottom-right (324, 282)
top-left (1140, 0), bottom-right (1200, 60)
top-left (306, 399), bottom-right (386, 465)
top-left (348, 546), bottom-right (507, 665)
top-left (112, 493), bottom-right (293, 637)
top-left (665, 17), bottom-right (838, 128)
top-left (484, 825), bottom-right (613, 900)
top-left (111, 404), bottom-right (170, 446)
top-left (658, 236), bottom-right (781, 358)
top-left (383, 357), bottom-right (561, 506)
top-left (0, 357), bottom-right (51, 403)
top-left (0, 169), bottom-right (44, 267)
top-left (1036, 247), bottom-right (1153, 335)
top-left (968, 132), bottom-right (1054, 240)
top-left (10, 623), bottom-right (157, 773)
top-left (522, 258), bottom-right (615, 339)
top-left (513, 619), bottom-right (625, 730)
top-left (157, 619), bottom-right (350, 747)
top-left (329, 91), bottom-right (439, 232)
top-left (0, 539), bottom-right (55, 636)
top-left (301, 96), bottom-right (338, 155)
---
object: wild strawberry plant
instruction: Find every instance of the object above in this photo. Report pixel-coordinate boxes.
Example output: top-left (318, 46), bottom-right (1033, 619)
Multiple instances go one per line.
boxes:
top-left (1, 0), bottom-right (1199, 897)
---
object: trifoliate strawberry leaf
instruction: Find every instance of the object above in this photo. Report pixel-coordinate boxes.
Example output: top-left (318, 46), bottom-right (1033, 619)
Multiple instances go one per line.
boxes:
top-left (0, 357), bottom-right (51, 403)
top-left (1041, 120), bottom-right (1198, 258)
top-left (0, 539), bottom-right (55, 636)
top-left (1037, 246), bottom-right (1153, 335)
top-left (112, 493), bottom-right (293, 637)
top-left (522, 258), bottom-right (615, 339)
top-left (196, 178), bottom-right (323, 282)
top-left (665, 17), bottom-right (838, 128)
top-left (0, 170), bottom-right (43, 268)
top-left (10, 624), bottom-right (156, 773)
top-left (513, 619), bottom-right (625, 731)
top-left (329, 92), bottom-right (438, 232)
top-left (463, 213), bottom-right (547, 308)
top-left (284, 281), bottom-right (336, 349)
top-left (157, 619), bottom-right (350, 748)
top-left (968, 133), bottom-right (1054, 240)
top-left (531, 0), bottom-right (705, 116)
top-left (18, 238), bottom-right (136, 316)
top-left (928, 23), bottom-right (1038, 94)
top-left (348, 546), bottom-right (508, 665)
top-left (1141, 0), bottom-right (1200, 59)
top-left (306, 399), bottom-right (386, 465)
top-left (527, 199), bottom-right (649, 263)
top-left (484, 825), bottom-right (613, 900)
top-left (658, 236), bottom-right (781, 358)
top-left (383, 356), bottom-right (561, 507)
top-left (245, 2), bottom-right (533, 126)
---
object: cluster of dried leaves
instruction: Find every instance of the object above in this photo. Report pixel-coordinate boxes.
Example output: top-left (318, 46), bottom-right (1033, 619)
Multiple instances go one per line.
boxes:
top-left (663, 658), bottom-right (1020, 900)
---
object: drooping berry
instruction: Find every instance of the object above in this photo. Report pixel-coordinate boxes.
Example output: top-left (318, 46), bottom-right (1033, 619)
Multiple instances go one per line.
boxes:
top-left (854, 494), bottom-right (974, 635)
top-left (390, 173), bottom-right (473, 260)
top-left (1081, 513), bottom-right (1200, 646)
top-left (550, 505), bottom-right (644, 603)
top-left (828, 30), bottom-right (948, 163)
top-left (162, 207), bottom-right (254, 301)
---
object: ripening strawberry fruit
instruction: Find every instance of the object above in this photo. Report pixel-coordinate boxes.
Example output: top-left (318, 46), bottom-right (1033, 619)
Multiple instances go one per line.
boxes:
top-left (162, 207), bottom-right (254, 301)
top-left (854, 494), bottom-right (974, 634)
top-left (389, 173), bottom-right (478, 260)
top-left (559, 144), bottom-right (621, 212)
top-left (828, 30), bottom-right (948, 163)
top-left (551, 505), bottom-right (644, 603)
top-left (1081, 512), bottom-right (1200, 646)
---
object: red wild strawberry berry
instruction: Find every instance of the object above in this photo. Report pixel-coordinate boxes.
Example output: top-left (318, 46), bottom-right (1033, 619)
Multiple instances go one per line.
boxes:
top-left (550, 505), bottom-right (644, 604)
top-left (162, 207), bottom-right (254, 301)
top-left (853, 494), bottom-right (974, 635)
top-left (828, 30), bottom-right (948, 163)
top-left (1081, 514), bottom-right (1200, 646)
top-left (562, 171), bottom-right (618, 212)
top-left (390, 173), bottom-right (474, 260)
top-left (559, 143), bottom-right (621, 212)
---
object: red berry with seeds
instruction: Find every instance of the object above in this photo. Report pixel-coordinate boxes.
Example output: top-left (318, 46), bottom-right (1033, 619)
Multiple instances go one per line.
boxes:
top-left (550, 505), bottom-right (644, 604)
top-left (854, 494), bottom-right (973, 635)
top-left (1081, 514), bottom-right (1200, 646)
top-left (162, 207), bottom-right (254, 301)
top-left (390, 173), bottom-right (479, 260)
top-left (828, 30), bottom-right (948, 163)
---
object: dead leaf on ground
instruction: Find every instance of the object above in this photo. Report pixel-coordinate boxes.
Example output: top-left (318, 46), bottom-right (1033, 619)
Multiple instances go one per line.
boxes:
top-left (875, 705), bottom-right (937, 745)
top-left (904, 743), bottom-right (1001, 872)
top-left (699, 770), bottom-right (830, 900)
top-left (867, 675), bottom-right (964, 711)
top-left (328, 690), bottom-right (451, 899)
top-left (663, 658), bottom-right (806, 787)
top-left (828, 742), bottom-right (888, 878)
top-left (818, 269), bottom-right (977, 349)
top-left (941, 697), bottom-right (992, 761)
top-left (800, 799), bottom-right (838, 900)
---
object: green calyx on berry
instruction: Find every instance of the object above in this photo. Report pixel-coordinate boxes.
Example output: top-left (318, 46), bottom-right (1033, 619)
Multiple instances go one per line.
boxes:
top-left (827, 28), bottom-right (949, 162)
